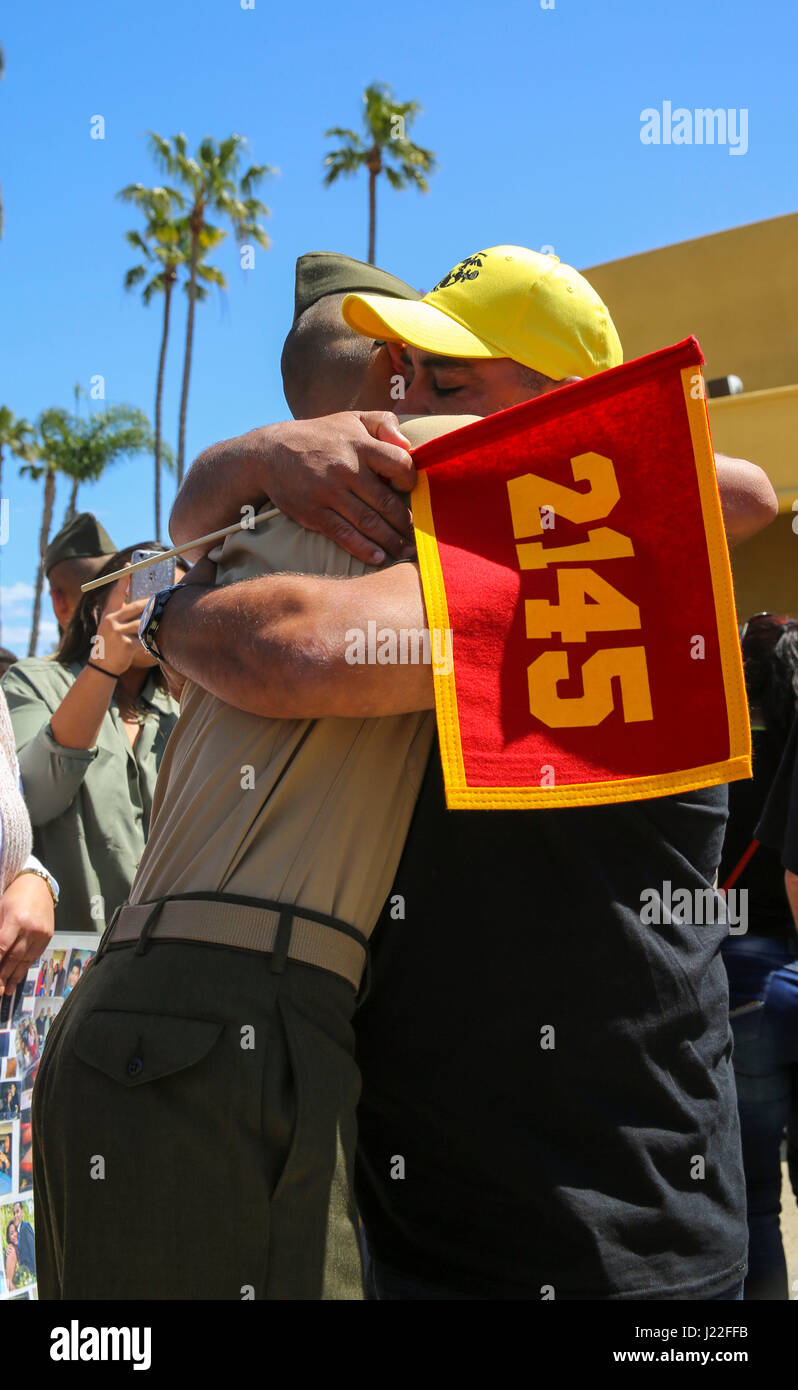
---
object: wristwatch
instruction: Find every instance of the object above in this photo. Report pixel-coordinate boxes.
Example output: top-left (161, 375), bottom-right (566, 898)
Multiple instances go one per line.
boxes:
top-left (138, 585), bottom-right (181, 659)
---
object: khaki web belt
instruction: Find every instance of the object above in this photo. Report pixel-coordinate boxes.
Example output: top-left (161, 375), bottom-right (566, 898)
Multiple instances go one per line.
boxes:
top-left (98, 891), bottom-right (369, 995)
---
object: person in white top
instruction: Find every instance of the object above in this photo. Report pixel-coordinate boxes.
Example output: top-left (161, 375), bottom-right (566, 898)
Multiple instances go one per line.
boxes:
top-left (0, 687), bottom-right (57, 995)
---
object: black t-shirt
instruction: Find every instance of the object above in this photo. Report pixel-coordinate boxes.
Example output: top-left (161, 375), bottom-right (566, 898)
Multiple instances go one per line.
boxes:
top-left (355, 741), bottom-right (747, 1300)
top-left (719, 726), bottom-right (794, 937)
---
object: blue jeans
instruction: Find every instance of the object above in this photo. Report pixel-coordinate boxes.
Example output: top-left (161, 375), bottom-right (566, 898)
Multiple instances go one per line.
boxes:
top-left (722, 933), bottom-right (798, 1301)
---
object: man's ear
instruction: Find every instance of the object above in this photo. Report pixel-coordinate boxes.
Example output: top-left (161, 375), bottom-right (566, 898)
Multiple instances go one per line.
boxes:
top-left (384, 340), bottom-right (407, 373)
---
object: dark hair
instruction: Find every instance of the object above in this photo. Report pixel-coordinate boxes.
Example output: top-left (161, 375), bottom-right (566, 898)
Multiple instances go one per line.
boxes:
top-left (741, 615), bottom-right (798, 744)
top-left (56, 543), bottom-right (165, 676)
top-left (6, 1221), bottom-right (15, 1242)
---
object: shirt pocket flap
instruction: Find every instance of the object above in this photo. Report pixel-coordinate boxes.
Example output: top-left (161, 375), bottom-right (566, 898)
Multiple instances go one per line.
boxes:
top-left (72, 1009), bottom-right (223, 1087)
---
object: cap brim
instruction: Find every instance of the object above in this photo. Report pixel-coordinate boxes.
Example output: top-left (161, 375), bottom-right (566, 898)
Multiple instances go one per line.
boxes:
top-left (342, 293), bottom-right (504, 361)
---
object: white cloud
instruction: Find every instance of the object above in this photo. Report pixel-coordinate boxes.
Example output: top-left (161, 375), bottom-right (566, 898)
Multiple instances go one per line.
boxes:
top-left (0, 582), bottom-right (36, 608)
top-left (2, 621), bottom-right (58, 656)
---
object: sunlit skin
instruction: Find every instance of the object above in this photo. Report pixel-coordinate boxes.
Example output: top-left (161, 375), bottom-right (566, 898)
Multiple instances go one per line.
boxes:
top-left (351, 343), bottom-right (559, 416)
top-left (393, 344), bottom-right (578, 417)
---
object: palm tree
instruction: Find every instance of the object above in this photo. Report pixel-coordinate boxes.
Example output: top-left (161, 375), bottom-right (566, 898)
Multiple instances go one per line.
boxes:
top-left (0, 404), bottom-right (35, 501)
top-left (146, 132), bottom-right (275, 483)
top-left (21, 403), bottom-right (157, 655)
top-left (118, 183), bottom-right (185, 540)
top-left (20, 410), bottom-right (59, 657)
top-left (0, 406), bottom-right (36, 644)
top-left (60, 401), bottom-right (158, 522)
top-left (323, 82), bottom-right (436, 265)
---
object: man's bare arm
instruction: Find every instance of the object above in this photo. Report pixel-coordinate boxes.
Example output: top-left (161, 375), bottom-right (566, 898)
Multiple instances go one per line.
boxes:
top-left (715, 453), bottom-right (777, 547)
top-left (169, 413), bottom-right (418, 565)
top-left (156, 561), bottom-right (434, 719)
top-left (158, 447), bottom-right (778, 719)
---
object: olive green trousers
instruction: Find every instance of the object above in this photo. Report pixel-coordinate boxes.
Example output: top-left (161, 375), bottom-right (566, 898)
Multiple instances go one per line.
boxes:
top-left (32, 937), bottom-right (364, 1299)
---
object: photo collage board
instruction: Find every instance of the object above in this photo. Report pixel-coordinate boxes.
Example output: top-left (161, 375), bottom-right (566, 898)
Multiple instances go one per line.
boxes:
top-left (0, 932), bottom-right (98, 1300)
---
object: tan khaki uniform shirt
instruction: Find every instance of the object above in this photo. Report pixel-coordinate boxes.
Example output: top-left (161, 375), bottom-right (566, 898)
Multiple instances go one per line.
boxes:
top-left (131, 514), bottom-right (434, 937)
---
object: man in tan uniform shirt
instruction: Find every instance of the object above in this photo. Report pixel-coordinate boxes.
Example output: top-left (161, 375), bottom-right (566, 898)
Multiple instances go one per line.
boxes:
top-left (31, 256), bottom-right (439, 1303)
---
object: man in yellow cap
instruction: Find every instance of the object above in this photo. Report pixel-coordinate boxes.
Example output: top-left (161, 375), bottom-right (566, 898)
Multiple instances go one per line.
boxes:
top-left (342, 244), bottom-right (622, 380)
top-left (174, 246), bottom-right (773, 564)
top-left (145, 244), bottom-right (774, 1300)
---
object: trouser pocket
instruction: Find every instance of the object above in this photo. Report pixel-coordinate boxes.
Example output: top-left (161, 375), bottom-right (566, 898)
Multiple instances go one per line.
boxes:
top-left (34, 999), bottom-right (281, 1300)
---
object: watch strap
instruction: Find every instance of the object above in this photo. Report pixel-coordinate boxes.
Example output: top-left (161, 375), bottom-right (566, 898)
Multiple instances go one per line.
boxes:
top-left (139, 585), bottom-right (180, 659)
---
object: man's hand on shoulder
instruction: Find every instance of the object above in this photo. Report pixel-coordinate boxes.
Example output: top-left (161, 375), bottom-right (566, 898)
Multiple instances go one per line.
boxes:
top-left (255, 411), bottom-right (417, 566)
top-left (170, 411), bottom-right (418, 567)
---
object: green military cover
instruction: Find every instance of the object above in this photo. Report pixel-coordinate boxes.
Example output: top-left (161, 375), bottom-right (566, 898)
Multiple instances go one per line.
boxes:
top-left (44, 512), bottom-right (116, 576)
top-left (293, 251), bottom-right (420, 322)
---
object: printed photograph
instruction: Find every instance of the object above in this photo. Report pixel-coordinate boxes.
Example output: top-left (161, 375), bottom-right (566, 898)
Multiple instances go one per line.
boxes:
top-left (14, 1018), bottom-right (39, 1074)
top-left (17, 1122), bottom-right (32, 1195)
top-left (19, 1068), bottom-right (37, 1128)
top-left (11, 979), bottom-right (35, 1027)
top-left (33, 995), bottom-right (64, 1045)
top-left (1, 1200), bottom-right (36, 1293)
top-left (0, 1083), bottom-right (21, 1123)
top-left (0, 1125), bottom-right (14, 1199)
top-left (63, 948), bottom-right (95, 997)
top-left (35, 950), bottom-right (67, 1000)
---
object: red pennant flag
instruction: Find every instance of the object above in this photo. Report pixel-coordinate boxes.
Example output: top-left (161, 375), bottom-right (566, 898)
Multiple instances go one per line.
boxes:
top-left (411, 336), bottom-right (751, 809)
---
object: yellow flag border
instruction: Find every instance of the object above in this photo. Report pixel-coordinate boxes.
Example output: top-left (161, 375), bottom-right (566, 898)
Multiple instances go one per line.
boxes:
top-left (411, 363), bottom-right (752, 810)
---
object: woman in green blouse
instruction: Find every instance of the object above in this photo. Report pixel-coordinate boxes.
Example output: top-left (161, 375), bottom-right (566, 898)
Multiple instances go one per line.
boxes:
top-left (2, 545), bottom-right (181, 933)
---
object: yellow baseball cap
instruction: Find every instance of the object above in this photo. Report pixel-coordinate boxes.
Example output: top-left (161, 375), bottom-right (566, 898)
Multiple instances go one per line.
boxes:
top-left (341, 245), bottom-right (622, 380)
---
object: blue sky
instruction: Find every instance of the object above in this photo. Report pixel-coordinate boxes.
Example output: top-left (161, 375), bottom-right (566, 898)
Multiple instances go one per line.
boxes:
top-left (1, 0), bottom-right (796, 652)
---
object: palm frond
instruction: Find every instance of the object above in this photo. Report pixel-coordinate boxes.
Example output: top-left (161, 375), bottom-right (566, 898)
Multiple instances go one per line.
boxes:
top-left (142, 272), bottom-right (168, 304)
top-left (147, 132), bottom-right (174, 172)
top-left (239, 163), bottom-right (277, 195)
top-left (195, 263), bottom-right (227, 287)
top-left (124, 264), bottom-right (148, 290)
top-left (324, 126), bottom-right (362, 143)
top-left (323, 147), bottom-right (368, 183)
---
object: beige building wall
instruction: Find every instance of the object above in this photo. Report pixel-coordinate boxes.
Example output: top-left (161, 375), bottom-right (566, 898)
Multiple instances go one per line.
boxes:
top-left (583, 214), bottom-right (798, 619)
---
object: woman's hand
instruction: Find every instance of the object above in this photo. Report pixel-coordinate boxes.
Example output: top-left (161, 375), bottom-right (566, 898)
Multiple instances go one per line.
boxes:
top-left (0, 872), bottom-right (55, 995)
top-left (93, 573), bottom-right (148, 674)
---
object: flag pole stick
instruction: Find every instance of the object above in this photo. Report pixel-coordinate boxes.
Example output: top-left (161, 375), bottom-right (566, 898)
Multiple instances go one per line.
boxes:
top-left (80, 506), bottom-right (281, 593)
